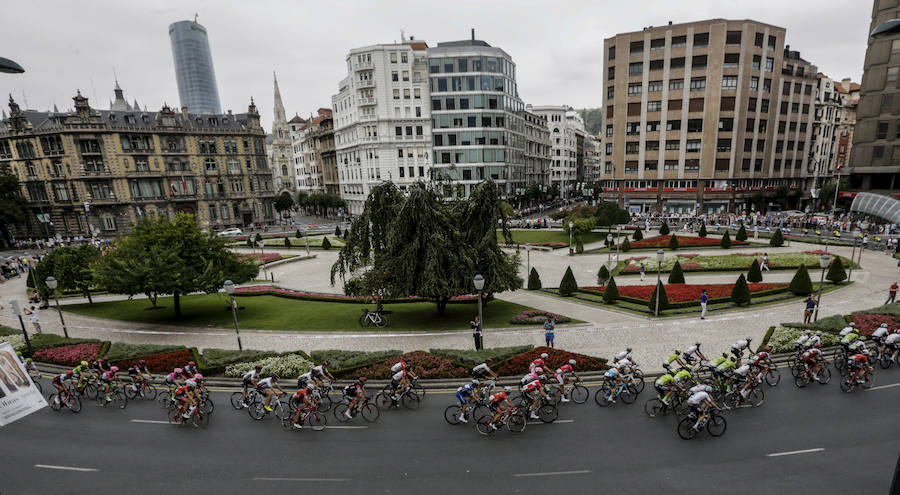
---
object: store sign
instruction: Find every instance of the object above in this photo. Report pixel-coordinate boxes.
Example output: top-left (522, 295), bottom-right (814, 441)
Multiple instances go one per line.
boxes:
top-left (0, 343), bottom-right (46, 426)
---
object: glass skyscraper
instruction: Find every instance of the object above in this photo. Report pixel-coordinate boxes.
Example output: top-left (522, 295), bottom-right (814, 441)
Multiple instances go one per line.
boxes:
top-left (169, 20), bottom-right (222, 114)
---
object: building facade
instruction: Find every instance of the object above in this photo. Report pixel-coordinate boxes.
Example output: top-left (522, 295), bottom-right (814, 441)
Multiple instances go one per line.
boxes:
top-left (291, 108), bottom-right (335, 195)
top-left (331, 40), bottom-right (432, 214)
top-left (809, 73), bottom-right (842, 206)
top-left (583, 134), bottom-right (602, 184)
top-left (1, 87), bottom-right (274, 239)
top-left (522, 108), bottom-right (551, 187)
top-left (168, 19), bottom-right (222, 114)
top-left (269, 73), bottom-right (295, 195)
top-left (847, 0), bottom-right (900, 193)
top-left (833, 79), bottom-right (860, 174)
top-left (427, 38), bottom-right (527, 199)
top-left (601, 19), bottom-right (816, 214)
top-left (529, 105), bottom-right (584, 197)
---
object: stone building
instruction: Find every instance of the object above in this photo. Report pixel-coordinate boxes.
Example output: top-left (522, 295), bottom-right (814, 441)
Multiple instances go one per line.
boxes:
top-left (291, 108), bottom-right (336, 195)
top-left (268, 72), bottom-right (295, 195)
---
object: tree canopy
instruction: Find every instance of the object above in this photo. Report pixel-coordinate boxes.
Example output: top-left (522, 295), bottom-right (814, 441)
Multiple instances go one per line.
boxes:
top-left (274, 192), bottom-right (295, 212)
top-left (594, 201), bottom-right (630, 227)
top-left (41, 245), bottom-right (102, 303)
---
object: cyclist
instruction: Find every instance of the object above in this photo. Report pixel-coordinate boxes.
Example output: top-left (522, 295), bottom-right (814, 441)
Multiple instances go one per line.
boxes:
top-left (165, 367), bottom-right (185, 393)
top-left (72, 360), bottom-right (90, 388)
top-left (872, 324), bottom-right (890, 350)
top-left (487, 386), bottom-right (515, 430)
top-left (100, 366), bottom-right (121, 403)
top-left (455, 380), bottom-right (479, 423)
top-left (529, 353), bottom-right (550, 374)
top-left (654, 371), bottom-right (677, 406)
top-left (846, 353), bottom-right (872, 385)
top-left (51, 370), bottom-right (74, 402)
top-left (554, 359), bottom-right (581, 403)
top-left (287, 386), bottom-right (314, 430)
top-left (664, 350), bottom-right (686, 369)
top-left (601, 367), bottom-right (627, 403)
top-left (472, 358), bottom-right (498, 381)
top-left (714, 356), bottom-right (737, 378)
top-left (838, 322), bottom-right (858, 338)
top-left (390, 362), bottom-right (417, 401)
top-left (24, 357), bottom-right (37, 376)
top-left (801, 345), bottom-right (827, 381)
top-left (795, 330), bottom-right (812, 350)
top-left (257, 373), bottom-right (286, 412)
top-left (730, 337), bottom-right (752, 364)
top-left (808, 331), bottom-right (824, 348)
top-left (520, 367), bottom-right (543, 388)
top-left (672, 366), bottom-right (695, 388)
top-left (343, 377), bottom-right (368, 419)
top-left (174, 376), bottom-right (200, 419)
top-left (296, 370), bottom-right (314, 389)
top-left (91, 358), bottom-right (111, 380)
top-left (615, 346), bottom-right (635, 362)
top-left (184, 361), bottom-right (199, 377)
top-left (521, 375), bottom-right (549, 419)
top-left (127, 360), bottom-right (150, 394)
top-left (686, 384), bottom-right (718, 426)
top-left (240, 365), bottom-right (263, 408)
top-left (682, 342), bottom-right (707, 366)
top-left (311, 361), bottom-right (335, 388)
top-left (885, 329), bottom-right (900, 362)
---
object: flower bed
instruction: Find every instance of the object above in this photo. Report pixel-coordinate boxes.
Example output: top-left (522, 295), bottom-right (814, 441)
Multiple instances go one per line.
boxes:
top-left (849, 313), bottom-right (900, 336)
top-left (309, 349), bottom-right (403, 377)
top-left (624, 235), bottom-right (747, 249)
top-left (234, 285), bottom-right (479, 304)
top-left (237, 253), bottom-right (283, 264)
top-left (620, 252), bottom-right (852, 274)
top-left (580, 282), bottom-right (788, 304)
top-left (225, 353), bottom-right (314, 378)
top-left (103, 343), bottom-right (186, 362)
top-left (429, 346), bottom-right (533, 367)
top-left (353, 351), bottom-right (469, 380)
top-left (0, 335), bottom-right (26, 353)
top-left (677, 253), bottom-right (700, 259)
top-left (510, 309), bottom-right (572, 325)
top-left (115, 349), bottom-right (193, 373)
top-left (32, 343), bottom-right (103, 367)
top-left (767, 326), bottom-right (840, 353)
top-left (495, 347), bottom-right (607, 376)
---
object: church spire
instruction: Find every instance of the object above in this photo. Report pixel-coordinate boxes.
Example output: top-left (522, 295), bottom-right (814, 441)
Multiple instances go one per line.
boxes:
top-left (273, 71), bottom-right (286, 126)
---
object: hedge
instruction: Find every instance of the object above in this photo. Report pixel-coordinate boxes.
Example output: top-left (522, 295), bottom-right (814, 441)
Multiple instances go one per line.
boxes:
top-left (853, 301), bottom-right (900, 317)
top-left (200, 348), bottom-right (282, 375)
top-left (781, 314), bottom-right (849, 333)
top-left (768, 326), bottom-right (840, 353)
top-left (0, 325), bottom-right (19, 337)
top-left (309, 349), bottom-right (402, 377)
top-left (234, 285), bottom-right (480, 305)
top-left (353, 351), bottom-right (468, 380)
top-left (225, 353), bottom-right (315, 378)
top-left (429, 346), bottom-right (534, 368)
top-left (510, 310), bottom-right (571, 324)
top-left (495, 347), bottom-right (607, 376)
top-left (103, 343), bottom-right (187, 362)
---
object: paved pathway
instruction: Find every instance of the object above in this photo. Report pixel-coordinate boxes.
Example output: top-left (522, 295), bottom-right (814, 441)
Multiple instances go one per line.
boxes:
top-left (1, 236), bottom-right (894, 371)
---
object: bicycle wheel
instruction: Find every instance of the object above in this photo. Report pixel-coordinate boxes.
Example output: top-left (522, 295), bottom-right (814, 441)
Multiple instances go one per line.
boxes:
top-left (199, 398), bottom-right (214, 415)
top-left (374, 315), bottom-right (387, 328)
top-left (569, 384), bottom-right (589, 404)
top-left (790, 363), bottom-right (805, 379)
top-left (306, 411), bottom-right (327, 431)
top-left (143, 384), bottom-right (157, 400)
top-left (157, 391), bottom-right (172, 409)
top-left (879, 353), bottom-right (893, 369)
top-left (318, 393), bottom-right (333, 412)
top-left (594, 387), bottom-right (612, 407)
top-left (360, 403), bottom-right (380, 423)
top-left (85, 383), bottom-right (98, 401)
top-left (248, 401), bottom-right (267, 420)
top-left (358, 314), bottom-right (369, 327)
top-left (124, 384), bottom-right (139, 400)
top-left (401, 392), bottom-right (421, 410)
top-left (49, 393), bottom-right (62, 411)
top-left (677, 417), bottom-right (698, 440)
top-left (631, 371), bottom-right (645, 394)
top-left (538, 403), bottom-right (558, 423)
top-left (66, 394), bottom-right (82, 413)
top-left (374, 392), bottom-right (392, 410)
top-left (113, 391), bottom-right (128, 409)
top-left (507, 412), bottom-right (527, 434)
top-left (273, 400), bottom-right (288, 420)
top-left (444, 405), bottom-right (462, 425)
top-left (470, 404), bottom-right (490, 422)
top-left (862, 372), bottom-right (874, 390)
top-left (794, 373), bottom-right (810, 388)
top-left (747, 388), bottom-right (765, 407)
top-left (706, 413), bottom-right (727, 437)
top-left (167, 408), bottom-right (182, 425)
top-left (192, 410), bottom-right (210, 429)
top-left (818, 367), bottom-right (832, 385)
top-left (765, 369), bottom-right (781, 386)
top-left (411, 382), bottom-right (426, 398)
top-left (32, 379), bottom-right (42, 394)
top-left (621, 385), bottom-right (638, 404)
top-left (333, 403), bottom-right (351, 423)
top-left (722, 392), bottom-right (739, 410)
top-left (840, 378), bottom-right (855, 393)
top-left (230, 392), bottom-right (246, 410)
top-left (475, 416), bottom-right (494, 436)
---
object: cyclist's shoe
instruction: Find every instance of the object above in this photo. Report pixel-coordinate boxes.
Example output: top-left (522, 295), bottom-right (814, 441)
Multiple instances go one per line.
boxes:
top-left (293, 423), bottom-right (303, 430)
top-left (344, 410), bottom-right (353, 419)
top-left (529, 411), bottom-right (539, 420)
top-left (490, 423), bottom-right (499, 431)
top-left (560, 397), bottom-right (570, 403)
top-left (264, 405), bottom-right (273, 412)
top-left (458, 413), bottom-right (467, 424)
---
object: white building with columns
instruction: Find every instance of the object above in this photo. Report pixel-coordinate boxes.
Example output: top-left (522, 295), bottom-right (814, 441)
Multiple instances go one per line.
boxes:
top-left (529, 105), bottom-right (584, 197)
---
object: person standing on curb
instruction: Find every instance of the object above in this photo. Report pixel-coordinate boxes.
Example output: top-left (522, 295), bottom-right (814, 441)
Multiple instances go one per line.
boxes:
top-left (640, 263), bottom-right (646, 282)
top-left (25, 306), bottom-right (42, 334)
top-left (470, 316), bottom-right (483, 350)
top-left (700, 289), bottom-right (708, 320)
top-left (761, 253), bottom-right (770, 271)
top-left (543, 317), bottom-right (556, 348)
top-left (803, 296), bottom-right (817, 324)
top-left (887, 282), bottom-right (899, 305)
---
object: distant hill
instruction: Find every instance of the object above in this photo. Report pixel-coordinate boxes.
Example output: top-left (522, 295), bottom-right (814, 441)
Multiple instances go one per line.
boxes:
top-left (578, 108), bottom-right (602, 136)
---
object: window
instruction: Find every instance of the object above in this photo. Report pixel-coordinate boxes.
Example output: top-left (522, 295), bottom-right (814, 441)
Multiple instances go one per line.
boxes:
top-left (802, 104), bottom-right (810, 114)
top-left (782, 81), bottom-right (791, 95)
top-left (687, 119), bottom-right (703, 132)
top-left (665, 140), bottom-right (680, 150)
top-left (715, 158), bottom-right (730, 171)
top-left (726, 31), bottom-right (742, 45)
top-left (626, 122), bottom-right (641, 135)
top-left (746, 118), bottom-right (756, 132)
top-left (765, 57), bottom-right (774, 72)
top-left (648, 80), bottom-right (663, 92)
top-left (877, 121), bottom-right (889, 140)
top-left (776, 140), bottom-right (784, 152)
top-left (664, 160), bottom-right (679, 170)
top-left (767, 35), bottom-right (777, 50)
top-left (668, 99), bottom-right (683, 111)
top-left (608, 46), bottom-right (616, 60)
top-left (718, 118), bottom-right (734, 131)
top-left (627, 103), bottom-right (641, 116)
top-left (793, 82), bottom-right (802, 94)
top-left (647, 101), bottom-right (662, 112)
top-left (763, 78), bottom-right (772, 92)
top-left (741, 159), bottom-right (751, 172)
top-left (392, 71), bottom-right (399, 82)
top-left (646, 140), bottom-right (660, 151)
top-left (756, 139), bottom-right (766, 152)
top-left (645, 162), bottom-right (658, 171)
top-left (716, 139), bottom-right (732, 152)
top-left (722, 76), bottom-right (738, 89)
top-left (672, 36), bottom-right (687, 48)
top-left (778, 120), bottom-right (787, 133)
top-left (608, 66), bottom-right (615, 80)
top-left (649, 59), bottom-right (664, 71)
top-left (606, 143), bottom-right (613, 154)
top-left (630, 41), bottom-right (644, 55)
top-left (787, 140), bottom-right (795, 150)
top-left (646, 121), bottom-right (661, 132)
top-left (754, 33), bottom-right (764, 48)
top-left (752, 55), bottom-right (761, 70)
top-left (761, 99), bottom-right (769, 112)
top-left (670, 57), bottom-right (685, 69)
top-left (627, 83), bottom-right (642, 96)
top-left (689, 98), bottom-right (704, 112)
top-left (720, 97), bottom-right (735, 111)
top-left (874, 145), bottom-right (885, 159)
top-left (750, 77), bottom-right (759, 90)
top-left (414, 88), bottom-right (421, 99)
top-left (390, 52), bottom-right (398, 63)
top-left (758, 119), bottom-right (767, 132)
top-left (606, 124), bottom-right (613, 137)
top-left (393, 89), bottom-right (400, 100)
top-left (669, 79), bottom-right (684, 90)
top-left (607, 86), bottom-right (615, 99)
top-left (884, 93), bottom-right (894, 108)
top-left (686, 140), bottom-right (702, 152)
top-left (624, 161), bottom-right (639, 172)
top-left (667, 120), bottom-right (682, 131)
top-left (693, 32), bottom-right (709, 48)
top-left (605, 162), bottom-right (614, 173)
top-left (100, 214), bottom-right (116, 232)
top-left (692, 55), bottom-right (707, 70)
top-left (629, 62), bottom-right (643, 75)
top-left (403, 89), bottom-right (410, 99)
top-left (748, 97), bottom-right (758, 112)
top-left (744, 139), bottom-right (753, 152)
top-left (651, 38), bottom-right (665, 51)
top-left (723, 53), bottom-right (740, 68)
top-left (792, 102), bottom-right (799, 112)
top-left (607, 105), bottom-right (614, 118)
top-left (690, 77), bottom-right (706, 91)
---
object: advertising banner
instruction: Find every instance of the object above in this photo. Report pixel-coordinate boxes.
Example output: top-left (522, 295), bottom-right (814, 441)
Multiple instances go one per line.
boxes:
top-left (0, 342), bottom-right (47, 426)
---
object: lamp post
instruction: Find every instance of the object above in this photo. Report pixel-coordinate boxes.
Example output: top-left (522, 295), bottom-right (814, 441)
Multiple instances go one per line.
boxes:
top-left (10, 300), bottom-right (32, 354)
top-left (224, 280), bottom-right (243, 351)
top-left (257, 239), bottom-right (267, 281)
top-left (654, 249), bottom-right (664, 317)
top-left (848, 237), bottom-right (857, 281)
top-left (607, 234), bottom-right (613, 263)
top-left (615, 225), bottom-right (622, 262)
top-left (568, 221), bottom-right (575, 256)
top-left (44, 276), bottom-right (69, 338)
top-left (525, 243), bottom-right (531, 278)
top-left (474, 274), bottom-right (485, 345)
top-left (814, 254), bottom-right (830, 322)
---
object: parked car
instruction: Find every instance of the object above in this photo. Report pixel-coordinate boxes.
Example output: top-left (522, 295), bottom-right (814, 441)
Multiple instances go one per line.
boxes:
top-left (216, 228), bottom-right (243, 237)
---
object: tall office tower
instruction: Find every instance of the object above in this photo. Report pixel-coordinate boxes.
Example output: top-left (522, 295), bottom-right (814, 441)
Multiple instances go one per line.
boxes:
top-left (427, 36), bottom-right (527, 199)
top-left (169, 19), bottom-right (222, 114)
top-left (601, 19), bottom-right (817, 214)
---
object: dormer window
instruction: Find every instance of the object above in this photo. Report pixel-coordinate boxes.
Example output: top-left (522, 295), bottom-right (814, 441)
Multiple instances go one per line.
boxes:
top-left (142, 115), bottom-right (149, 123)
top-left (209, 117), bottom-right (218, 126)
top-left (109, 114), bottom-right (117, 121)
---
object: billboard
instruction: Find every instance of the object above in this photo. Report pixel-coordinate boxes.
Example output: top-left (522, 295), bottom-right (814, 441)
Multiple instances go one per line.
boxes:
top-left (0, 342), bottom-right (47, 426)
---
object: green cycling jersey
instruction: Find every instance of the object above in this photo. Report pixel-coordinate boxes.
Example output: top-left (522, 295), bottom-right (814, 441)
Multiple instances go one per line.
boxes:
top-left (655, 374), bottom-right (674, 386)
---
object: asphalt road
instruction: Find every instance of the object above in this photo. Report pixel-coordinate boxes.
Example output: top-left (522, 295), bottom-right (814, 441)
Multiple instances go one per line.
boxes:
top-left (2, 371), bottom-right (899, 495)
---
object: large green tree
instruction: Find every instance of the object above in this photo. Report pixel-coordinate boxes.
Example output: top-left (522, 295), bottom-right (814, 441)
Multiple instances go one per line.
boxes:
top-left (275, 192), bottom-right (295, 212)
top-left (42, 245), bottom-right (102, 303)
top-left (594, 201), bottom-right (630, 227)
top-left (0, 168), bottom-right (27, 247)
top-left (93, 213), bottom-right (257, 317)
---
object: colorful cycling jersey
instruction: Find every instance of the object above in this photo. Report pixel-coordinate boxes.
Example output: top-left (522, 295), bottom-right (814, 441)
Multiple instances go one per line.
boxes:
top-left (688, 384), bottom-right (711, 394)
top-left (72, 364), bottom-right (87, 375)
top-left (312, 365), bottom-right (326, 377)
top-left (184, 378), bottom-right (197, 389)
top-left (184, 364), bottom-right (198, 376)
top-left (687, 391), bottom-right (710, 406)
top-left (529, 358), bottom-right (546, 372)
top-left (390, 362), bottom-right (405, 373)
top-left (242, 369), bottom-right (259, 382)
top-left (614, 358), bottom-right (632, 371)
top-left (391, 370), bottom-right (406, 382)
top-left (684, 345), bottom-right (699, 358)
top-left (472, 363), bottom-right (491, 376)
top-left (297, 372), bottom-right (312, 384)
top-left (848, 341), bottom-right (867, 353)
top-left (849, 354), bottom-right (868, 365)
top-left (665, 353), bottom-right (681, 365)
top-left (615, 350), bottom-right (633, 361)
top-left (755, 351), bottom-right (771, 361)
top-left (795, 335), bottom-right (810, 346)
top-left (293, 388), bottom-right (310, 401)
top-left (807, 335), bottom-right (823, 346)
top-left (128, 365), bottom-right (143, 376)
top-left (839, 326), bottom-right (856, 337)
top-left (887, 333), bottom-right (900, 345)
top-left (52, 373), bottom-right (71, 383)
top-left (344, 382), bottom-right (365, 396)
top-left (872, 328), bottom-right (889, 339)
top-left (457, 383), bottom-right (475, 396)
top-left (489, 391), bottom-right (508, 403)
top-left (100, 371), bottom-right (115, 382)
top-left (520, 372), bottom-right (540, 385)
top-left (673, 370), bottom-right (692, 382)
top-left (556, 364), bottom-right (574, 375)
top-left (174, 385), bottom-right (191, 396)
top-left (257, 377), bottom-right (276, 389)
top-left (802, 348), bottom-right (822, 361)
top-left (716, 360), bottom-right (736, 372)
top-left (840, 333), bottom-right (859, 344)
top-left (733, 364), bottom-right (751, 377)
top-left (523, 380), bottom-right (542, 393)
top-left (732, 339), bottom-right (749, 351)
top-left (165, 371), bottom-right (181, 383)
top-left (711, 356), bottom-right (727, 367)
top-left (655, 374), bottom-right (674, 387)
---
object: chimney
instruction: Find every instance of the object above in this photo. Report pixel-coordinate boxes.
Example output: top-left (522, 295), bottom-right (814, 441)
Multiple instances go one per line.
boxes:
top-left (668, 20), bottom-right (673, 25)
top-left (227, 109), bottom-right (233, 116)
top-left (471, 28), bottom-right (475, 40)
top-left (786, 44), bottom-right (790, 51)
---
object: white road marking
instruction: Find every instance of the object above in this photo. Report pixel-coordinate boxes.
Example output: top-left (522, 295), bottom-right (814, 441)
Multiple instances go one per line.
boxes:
top-left (254, 477), bottom-right (350, 482)
top-left (526, 419), bottom-right (574, 425)
top-left (325, 425), bottom-right (368, 429)
top-left (865, 381), bottom-right (900, 391)
top-left (766, 448), bottom-right (825, 457)
top-left (34, 464), bottom-right (98, 472)
top-left (130, 419), bottom-right (170, 424)
top-left (514, 469), bottom-right (591, 477)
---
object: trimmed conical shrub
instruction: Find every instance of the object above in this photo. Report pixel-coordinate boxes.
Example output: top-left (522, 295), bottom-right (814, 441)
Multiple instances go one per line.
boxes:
top-left (621, 238), bottom-right (632, 252)
top-left (668, 235), bottom-right (680, 250)
top-left (770, 228), bottom-right (784, 247)
top-left (603, 277), bottom-right (620, 303)
top-left (788, 264), bottom-right (814, 295)
top-left (597, 265), bottom-right (610, 285)
top-left (632, 228), bottom-right (643, 241)
top-left (826, 257), bottom-right (848, 283)
top-left (335, 225), bottom-right (342, 237)
top-left (284, 236), bottom-right (291, 247)
top-left (668, 260), bottom-right (685, 284)
top-left (720, 231), bottom-right (732, 249)
top-left (527, 267), bottom-right (542, 290)
top-left (731, 274), bottom-right (751, 305)
top-left (736, 224), bottom-right (748, 241)
top-left (559, 266), bottom-right (578, 296)
top-left (295, 229), bottom-right (303, 238)
top-left (698, 223), bottom-right (708, 237)
top-left (747, 259), bottom-right (763, 283)
top-left (648, 281), bottom-right (670, 312)
top-left (660, 222), bottom-right (670, 235)
top-left (254, 233), bottom-right (264, 245)
top-left (321, 236), bottom-right (332, 250)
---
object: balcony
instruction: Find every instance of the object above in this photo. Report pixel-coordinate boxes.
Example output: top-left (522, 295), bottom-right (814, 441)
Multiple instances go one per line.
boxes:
top-left (354, 60), bottom-right (374, 71)
top-left (356, 79), bottom-right (375, 89)
top-left (360, 114), bottom-right (377, 121)
top-left (132, 195), bottom-right (166, 202)
top-left (126, 169), bottom-right (159, 177)
top-left (162, 147), bottom-right (188, 154)
top-left (358, 97), bottom-right (377, 106)
top-left (81, 168), bottom-right (110, 177)
top-left (171, 194), bottom-right (198, 201)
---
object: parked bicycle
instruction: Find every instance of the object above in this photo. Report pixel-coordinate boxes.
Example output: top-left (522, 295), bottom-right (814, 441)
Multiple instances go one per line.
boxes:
top-left (359, 308), bottom-right (389, 328)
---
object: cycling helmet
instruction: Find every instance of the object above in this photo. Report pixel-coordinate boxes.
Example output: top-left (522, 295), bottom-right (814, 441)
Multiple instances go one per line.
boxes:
top-left (139, 359), bottom-right (146, 365)
top-left (695, 342), bottom-right (702, 347)
top-left (255, 365), bottom-right (262, 371)
top-left (471, 379), bottom-right (479, 385)
top-left (80, 361), bottom-right (88, 367)
top-left (27, 358), bottom-right (33, 363)
top-left (568, 359), bottom-right (576, 366)
top-left (881, 323), bottom-right (888, 328)
top-left (849, 322), bottom-right (856, 327)
top-left (815, 343), bottom-right (822, 348)
top-left (674, 349), bottom-right (682, 355)
top-left (358, 377), bottom-right (367, 382)
top-left (763, 345), bottom-right (772, 353)
top-left (322, 360), bottom-right (329, 367)
top-left (485, 358), bottom-right (493, 364)
top-left (188, 361), bottom-right (196, 366)
top-left (194, 374), bottom-right (203, 380)
top-left (66, 370), bottom-right (73, 376)
top-left (503, 386), bottom-right (512, 393)
top-left (815, 331), bottom-right (822, 336)
top-left (662, 363), bottom-right (672, 371)
top-left (626, 347), bottom-right (633, 352)
top-left (540, 353), bottom-right (549, 359)
top-left (110, 366), bottom-right (119, 372)
top-left (272, 373), bottom-right (280, 380)
top-left (174, 368), bottom-right (183, 374)
top-left (746, 336), bottom-right (752, 341)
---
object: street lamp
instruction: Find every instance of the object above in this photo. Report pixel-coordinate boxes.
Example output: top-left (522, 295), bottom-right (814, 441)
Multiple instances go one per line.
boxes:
top-left (44, 276), bottom-right (69, 338)
top-left (606, 233), bottom-right (613, 263)
top-left (0, 57), bottom-right (25, 74)
top-left (654, 249), bottom-right (665, 317)
top-left (568, 221), bottom-right (575, 256)
top-left (257, 239), bottom-right (267, 282)
top-left (224, 280), bottom-right (243, 351)
top-left (814, 254), bottom-right (830, 322)
top-left (615, 225), bottom-right (622, 262)
top-left (525, 243), bottom-right (531, 278)
top-left (474, 274), bottom-right (485, 343)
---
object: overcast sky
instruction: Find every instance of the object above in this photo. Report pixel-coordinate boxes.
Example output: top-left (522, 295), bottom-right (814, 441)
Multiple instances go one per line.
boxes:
top-left (2, 0), bottom-right (872, 129)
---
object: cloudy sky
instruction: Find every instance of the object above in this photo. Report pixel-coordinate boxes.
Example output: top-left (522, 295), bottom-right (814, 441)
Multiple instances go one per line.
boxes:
top-left (2, 0), bottom-right (871, 127)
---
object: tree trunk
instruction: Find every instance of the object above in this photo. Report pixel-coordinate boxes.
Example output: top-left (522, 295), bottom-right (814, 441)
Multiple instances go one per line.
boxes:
top-left (173, 291), bottom-right (181, 318)
top-left (85, 289), bottom-right (93, 304)
top-left (436, 296), bottom-right (449, 315)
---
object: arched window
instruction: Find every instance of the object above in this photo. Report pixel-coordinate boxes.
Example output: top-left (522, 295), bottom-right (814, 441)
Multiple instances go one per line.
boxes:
top-left (281, 164), bottom-right (288, 176)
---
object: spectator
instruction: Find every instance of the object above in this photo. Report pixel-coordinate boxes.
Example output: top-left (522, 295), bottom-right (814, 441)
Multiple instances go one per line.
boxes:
top-left (887, 282), bottom-right (899, 305)
top-left (803, 296), bottom-right (817, 324)
top-left (470, 316), bottom-right (483, 351)
top-left (761, 253), bottom-right (770, 272)
top-left (25, 306), bottom-right (42, 334)
top-left (700, 289), bottom-right (708, 320)
top-left (640, 263), bottom-right (646, 282)
top-left (543, 317), bottom-right (556, 348)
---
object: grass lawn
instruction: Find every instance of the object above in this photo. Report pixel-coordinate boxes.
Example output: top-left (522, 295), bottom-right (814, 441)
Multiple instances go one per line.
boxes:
top-left (64, 293), bottom-right (569, 332)
top-left (499, 229), bottom-right (608, 247)
top-left (614, 251), bottom-right (859, 275)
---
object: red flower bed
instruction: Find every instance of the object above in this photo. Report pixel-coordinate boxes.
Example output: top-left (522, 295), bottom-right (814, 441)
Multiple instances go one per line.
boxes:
top-left (680, 262), bottom-right (702, 270)
top-left (32, 343), bottom-right (102, 367)
top-left (510, 310), bottom-right (571, 325)
top-left (676, 253), bottom-right (700, 259)
top-left (804, 250), bottom-right (830, 255)
top-left (625, 235), bottom-right (746, 249)
top-left (237, 253), bottom-right (282, 264)
top-left (354, 351), bottom-right (468, 380)
top-left (627, 256), bottom-right (649, 262)
top-left (581, 282), bottom-right (787, 303)
top-left (624, 264), bottom-right (642, 273)
top-left (234, 285), bottom-right (478, 304)
top-left (114, 349), bottom-right (192, 373)
top-left (495, 347), bottom-right (607, 376)
top-left (849, 313), bottom-right (900, 336)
